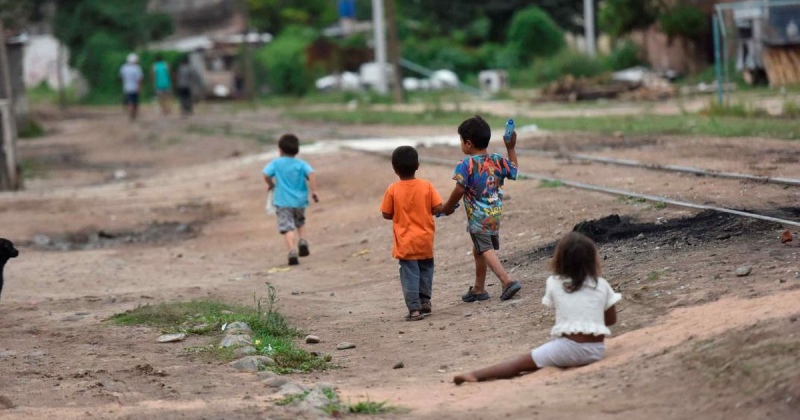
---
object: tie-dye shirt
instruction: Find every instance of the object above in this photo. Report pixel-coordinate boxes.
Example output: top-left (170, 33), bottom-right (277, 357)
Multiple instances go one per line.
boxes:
top-left (453, 154), bottom-right (518, 235)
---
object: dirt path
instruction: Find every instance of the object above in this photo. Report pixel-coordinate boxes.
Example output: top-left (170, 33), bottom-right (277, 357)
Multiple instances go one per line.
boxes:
top-left (1, 107), bottom-right (798, 419)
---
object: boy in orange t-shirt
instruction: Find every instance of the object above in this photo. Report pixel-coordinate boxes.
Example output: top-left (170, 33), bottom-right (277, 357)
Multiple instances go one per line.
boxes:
top-left (381, 146), bottom-right (444, 321)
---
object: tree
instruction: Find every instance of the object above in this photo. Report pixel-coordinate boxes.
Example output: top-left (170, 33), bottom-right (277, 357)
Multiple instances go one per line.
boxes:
top-left (507, 6), bottom-right (566, 62)
top-left (52, 0), bottom-right (173, 100)
top-left (599, 0), bottom-right (660, 38)
top-left (247, 0), bottom-right (338, 33)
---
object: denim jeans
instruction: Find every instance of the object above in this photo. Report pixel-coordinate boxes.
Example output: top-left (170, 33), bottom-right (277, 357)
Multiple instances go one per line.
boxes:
top-left (398, 259), bottom-right (434, 312)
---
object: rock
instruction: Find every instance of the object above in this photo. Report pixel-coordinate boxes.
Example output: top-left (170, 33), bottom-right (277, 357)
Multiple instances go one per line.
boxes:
top-left (393, 361), bottom-right (404, 369)
top-left (219, 335), bottom-right (253, 348)
top-left (257, 370), bottom-right (279, 381)
top-left (229, 356), bottom-right (275, 372)
top-left (33, 234), bottom-right (51, 247)
top-left (62, 314), bottom-right (86, 322)
top-left (636, 233), bottom-right (645, 240)
top-left (264, 377), bottom-right (291, 388)
top-left (157, 333), bottom-right (186, 343)
top-left (175, 223), bottom-right (190, 233)
top-left (234, 346), bottom-right (258, 357)
top-left (277, 382), bottom-right (308, 397)
top-left (299, 387), bottom-right (338, 412)
top-left (791, 316), bottom-right (797, 323)
top-left (464, 313), bottom-right (472, 318)
top-left (781, 230), bottom-right (793, 244)
top-left (336, 342), bottom-right (356, 350)
top-left (305, 335), bottom-right (320, 344)
top-left (224, 321), bottom-right (252, 335)
top-left (735, 266), bottom-right (752, 277)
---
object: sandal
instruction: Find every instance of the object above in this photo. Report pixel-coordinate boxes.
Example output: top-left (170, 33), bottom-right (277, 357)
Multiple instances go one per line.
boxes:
top-left (405, 312), bottom-right (425, 321)
top-left (421, 302), bottom-right (432, 314)
top-left (500, 281), bottom-right (521, 301)
top-left (461, 287), bottom-right (490, 303)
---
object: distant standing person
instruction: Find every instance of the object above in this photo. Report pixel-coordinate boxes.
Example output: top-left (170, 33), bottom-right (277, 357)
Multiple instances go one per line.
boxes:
top-left (152, 54), bottom-right (172, 115)
top-left (176, 56), bottom-right (195, 116)
top-left (119, 53), bottom-right (143, 121)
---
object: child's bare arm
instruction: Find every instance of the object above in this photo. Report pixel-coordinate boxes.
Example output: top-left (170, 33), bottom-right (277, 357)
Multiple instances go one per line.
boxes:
top-left (505, 131), bottom-right (518, 167)
top-left (443, 184), bottom-right (465, 215)
top-left (264, 175), bottom-right (274, 190)
top-left (604, 305), bottom-right (617, 326)
top-left (308, 172), bottom-right (319, 202)
top-left (431, 204), bottom-right (444, 215)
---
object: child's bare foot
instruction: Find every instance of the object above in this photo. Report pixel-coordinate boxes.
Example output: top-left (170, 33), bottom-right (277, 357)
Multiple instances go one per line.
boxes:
top-left (453, 373), bottom-right (478, 385)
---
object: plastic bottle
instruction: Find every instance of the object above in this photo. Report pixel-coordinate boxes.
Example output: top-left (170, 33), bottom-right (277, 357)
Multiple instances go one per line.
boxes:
top-left (503, 119), bottom-right (515, 143)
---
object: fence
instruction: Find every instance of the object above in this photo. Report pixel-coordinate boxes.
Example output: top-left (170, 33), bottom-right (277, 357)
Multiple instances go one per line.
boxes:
top-left (0, 99), bottom-right (20, 190)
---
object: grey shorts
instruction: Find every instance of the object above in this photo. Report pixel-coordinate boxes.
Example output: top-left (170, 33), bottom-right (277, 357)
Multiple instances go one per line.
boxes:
top-left (276, 207), bottom-right (306, 233)
top-left (531, 337), bottom-right (605, 368)
top-left (470, 232), bottom-right (500, 254)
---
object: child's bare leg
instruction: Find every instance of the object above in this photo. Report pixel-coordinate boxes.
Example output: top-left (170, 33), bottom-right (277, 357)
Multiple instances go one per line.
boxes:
top-left (482, 249), bottom-right (512, 287)
top-left (454, 354), bottom-right (538, 385)
top-left (472, 246), bottom-right (488, 293)
top-left (297, 225), bottom-right (307, 241)
top-left (283, 230), bottom-right (297, 251)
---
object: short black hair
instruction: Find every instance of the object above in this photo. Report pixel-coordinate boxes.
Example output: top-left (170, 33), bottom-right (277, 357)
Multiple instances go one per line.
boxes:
top-left (278, 134), bottom-right (300, 156)
top-left (458, 115), bottom-right (491, 149)
top-left (392, 146), bottom-right (419, 178)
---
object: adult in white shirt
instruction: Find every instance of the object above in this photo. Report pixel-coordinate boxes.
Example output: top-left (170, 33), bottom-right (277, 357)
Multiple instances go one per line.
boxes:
top-left (119, 53), bottom-right (143, 121)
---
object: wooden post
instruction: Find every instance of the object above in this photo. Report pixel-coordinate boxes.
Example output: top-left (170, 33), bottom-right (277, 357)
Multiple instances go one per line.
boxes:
top-left (384, 0), bottom-right (403, 103)
top-left (240, 0), bottom-right (255, 101)
top-left (0, 22), bottom-right (20, 191)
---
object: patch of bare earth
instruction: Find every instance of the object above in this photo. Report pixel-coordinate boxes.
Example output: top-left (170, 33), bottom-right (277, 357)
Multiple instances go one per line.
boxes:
top-left (1, 106), bottom-right (799, 419)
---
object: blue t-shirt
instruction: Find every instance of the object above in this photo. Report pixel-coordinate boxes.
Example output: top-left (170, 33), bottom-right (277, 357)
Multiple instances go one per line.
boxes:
top-left (453, 154), bottom-right (518, 235)
top-left (263, 157), bottom-right (314, 208)
top-left (153, 61), bottom-right (171, 90)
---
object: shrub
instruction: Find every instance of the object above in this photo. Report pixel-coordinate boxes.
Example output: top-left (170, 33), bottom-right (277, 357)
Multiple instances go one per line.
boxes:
top-left (507, 6), bottom-right (566, 64)
top-left (605, 40), bottom-right (645, 71)
top-left (533, 50), bottom-right (608, 84)
top-left (403, 37), bottom-right (482, 76)
top-left (256, 29), bottom-right (317, 96)
top-left (659, 3), bottom-right (708, 42)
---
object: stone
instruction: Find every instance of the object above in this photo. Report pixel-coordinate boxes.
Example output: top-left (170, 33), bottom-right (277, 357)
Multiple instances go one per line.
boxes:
top-left (277, 382), bottom-right (308, 397)
top-left (336, 342), bottom-right (356, 350)
top-left (305, 335), bottom-right (320, 344)
top-left (393, 361), bottom-right (404, 369)
top-left (264, 377), bottom-right (290, 388)
top-left (229, 356), bottom-right (275, 372)
top-left (636, 233), bottom-right (645, 240)
top-left (32, 234), bottom-right (51, 247)
top-left (257, 370), bottom-right (279, 381)
top-left (224, 321), bottom-right (252, 335)
top-left (735, 266), bottom-right (752, 277)
top-left (234, 346), bottom-right (258, 357)
top-left (791, 316), bottom-right (797, 323)
top-left (62, 314), bottom-right (86, 322)
top-left (219, 335), bottom-right (253, 349)
top-left (157, 333), bottom-right (186, 343)
top-left (299, 387), bottom-right (338, 412)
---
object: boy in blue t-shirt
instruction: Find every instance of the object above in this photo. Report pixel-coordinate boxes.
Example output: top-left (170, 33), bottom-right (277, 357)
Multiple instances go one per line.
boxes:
top-left (263, 134), bottom-right (319, 266)
top-left (442, 115), bottom-right (522, 302)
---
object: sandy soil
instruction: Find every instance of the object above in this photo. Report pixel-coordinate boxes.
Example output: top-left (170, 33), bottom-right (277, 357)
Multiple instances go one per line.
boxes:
top-left (1, 104), bottom-right (798, 419)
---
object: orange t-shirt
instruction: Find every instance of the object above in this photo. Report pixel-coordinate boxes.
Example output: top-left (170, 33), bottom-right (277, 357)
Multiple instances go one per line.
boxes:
top-left (380, 179), bottom-right (443, 260)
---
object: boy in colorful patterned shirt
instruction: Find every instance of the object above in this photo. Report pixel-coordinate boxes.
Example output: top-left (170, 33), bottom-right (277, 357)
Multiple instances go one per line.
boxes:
top-left (443, 115), bottom-right (522, 302)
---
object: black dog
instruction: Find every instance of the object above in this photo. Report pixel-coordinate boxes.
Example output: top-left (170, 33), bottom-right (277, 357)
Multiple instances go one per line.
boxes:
top-left (0, 238), bottom-right (18, 301)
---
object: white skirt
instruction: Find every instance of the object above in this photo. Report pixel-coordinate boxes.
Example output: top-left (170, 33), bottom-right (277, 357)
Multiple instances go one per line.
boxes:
top-left (531, 337), bottom-right (605, 368)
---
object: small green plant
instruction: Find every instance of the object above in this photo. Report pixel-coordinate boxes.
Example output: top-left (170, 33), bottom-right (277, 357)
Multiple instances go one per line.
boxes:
top-left (275, 391), bottom-right (311, 406)
top-left (702, 101), bottom-right (769, 118)
top-left (18, 119), bottom-right (46, 139)
top-left (323, 398), bottom-right (399, 416)
top-left (782, 101), bottom-right (800, 118)
top-left (647, 271), bottom-right (662, 281)
top-left (539, 179), bottom-right (564, 188)
top-left (619, 195), bottom-right (647, 205)
top-left (652, 201), bottom-right (667, 210)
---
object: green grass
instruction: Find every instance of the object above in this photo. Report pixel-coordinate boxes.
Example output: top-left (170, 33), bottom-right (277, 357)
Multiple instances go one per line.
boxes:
top-left (109, 286), bottom-right (331, 373)
top-left (323, 398), bottom-right (400, 416)
top-left (647, 271), bottom-right (662, 281)
top-left (619, 195), bottom-right (648, 205)
top-left (285, 109), bottom-right (800, 140)
top-left (652, 201), bottom-right (668, 210)
top-left (18, 119), bottom-right (46, 139)
top-left (20, 158), bottom-right (47, 179)
top-left (275, 391), bottom-right (311, 406)
top-left (539, 179), bottom-right (564, 188)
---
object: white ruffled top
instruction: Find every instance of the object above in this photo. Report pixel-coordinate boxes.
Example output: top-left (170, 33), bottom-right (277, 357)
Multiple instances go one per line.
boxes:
top-left (542, 275), bottom-right (622, 337)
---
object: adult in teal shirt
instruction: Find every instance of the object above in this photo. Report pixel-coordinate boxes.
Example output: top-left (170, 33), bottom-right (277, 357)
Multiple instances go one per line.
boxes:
top-left (153, 55), bottom-right (172, 115)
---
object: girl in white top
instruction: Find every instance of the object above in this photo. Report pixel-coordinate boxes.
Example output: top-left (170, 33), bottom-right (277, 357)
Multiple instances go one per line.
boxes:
top-left (454, 232), bottom-right (621, 384)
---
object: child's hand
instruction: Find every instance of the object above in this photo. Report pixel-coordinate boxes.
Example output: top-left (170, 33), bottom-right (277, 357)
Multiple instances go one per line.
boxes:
top-left (505, 131), bottom-right (517, 149)
top-left (312, 192), bottom-right (319, 203)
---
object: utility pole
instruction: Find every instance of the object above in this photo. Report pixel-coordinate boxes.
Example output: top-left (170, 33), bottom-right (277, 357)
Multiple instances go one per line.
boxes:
top-left (0, 21), bottom-right (20, 191)
top-left (240, 0), bottom-right (255, 100)
top-left (584, 0), bottom-right (596, 58)
top-left (384, 0), bottom-right (403, 103)
top-left (371, 0), bottom-right (388, 94)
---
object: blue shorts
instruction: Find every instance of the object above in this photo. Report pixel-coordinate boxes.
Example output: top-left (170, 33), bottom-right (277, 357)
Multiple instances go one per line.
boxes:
top-left (123, 93), bottom-right (139, 105)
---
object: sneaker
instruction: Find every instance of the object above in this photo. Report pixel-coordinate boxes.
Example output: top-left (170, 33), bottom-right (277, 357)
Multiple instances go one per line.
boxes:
top-left (298, 239), bottom-right (310, 257)
top-left (288, 251), bottom-right (299, 266)
top-left (462, 287), bottom-right (490, 303)
top-left (500, 281), bottom-right (522, 301)
top-left (421, 302), bottom-right (432, 314)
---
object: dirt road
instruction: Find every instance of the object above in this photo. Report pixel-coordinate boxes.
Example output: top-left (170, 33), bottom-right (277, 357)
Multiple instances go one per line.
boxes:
top-left (1, 105), bottom-right (798, 419)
